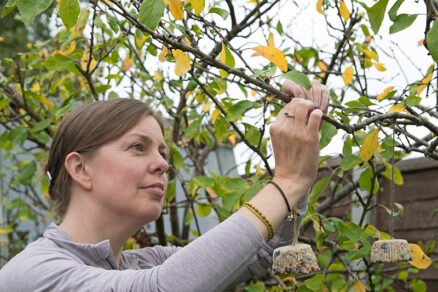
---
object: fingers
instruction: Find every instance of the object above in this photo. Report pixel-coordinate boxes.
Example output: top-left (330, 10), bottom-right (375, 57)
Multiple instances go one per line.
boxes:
top-left (293, 99), bottom-right (314, 130)
top-left (282, 79), bottom-right (329, 114)
top-left (307, 109), bottom-right (323, 135)
top-left (282, 80), bottom-right (305, 99)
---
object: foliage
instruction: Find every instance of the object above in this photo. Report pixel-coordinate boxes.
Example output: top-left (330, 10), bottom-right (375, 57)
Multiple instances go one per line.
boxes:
top-left (1, 0), bottom-right (438, 290)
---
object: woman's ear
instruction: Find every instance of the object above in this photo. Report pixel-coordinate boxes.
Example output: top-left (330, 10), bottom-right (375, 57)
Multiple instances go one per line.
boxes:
top-left (65, 152), bottom-right (92, 191)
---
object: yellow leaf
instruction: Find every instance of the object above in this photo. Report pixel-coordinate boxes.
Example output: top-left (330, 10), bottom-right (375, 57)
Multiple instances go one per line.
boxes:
top-left (122, 56), bottom-right (133, 71)
top-left (318, 60), bottom-right (328, 71)
top-left (159, 45), bottom-right (168, 62)
top-left (339, 1), bottom-right (350, 22)
top-left (373, 62), bottom-right (386, 71)
top-left (185, 90), bottom-right (195, 99)
top-left (212, 108), bottom-right (221, 121)
top-left (408, 243), bottom-right (432, 269)
top-left (52, 41), bottom-right (76, 56)
top-left (353, 279), bottom-right (366, 292)
top-left (40, 96), bottom-right (55, 109)
top-left (388, 104), bottom-right (408, 113)
top-left (81, 52), bottom-right (97, 71)
top-left (219, 69), bottom-right (229, 78)
top-left (184, 37), bottom-right (191, 47)
top-left (135, 32), bottom-right (148, 48)
top-left (219, 43), bottom-right (227, 64)
top-left (359, 129), bottom-right (379, 163)
top-left (172, 49), bottom-right (190, 76)
top-left (251, 89), bottom-right (257, 96)
top-left (377, 86), bottom-right (395, 100)
top-left (250, 46), bottom-right (288, 72)
top-left (316, 0), bottom-right (325, 15)
top-left (154, 71), bottom-right (163, 81)
top-left (191, 0), bottom-right (204, 15)
top-left (228, 134), bottom-right (236, 145)
top-left (32, 83), bottom-right (41, 91)
top-left (363, 49), bottom-right (378, 61)
top-left (202, 102), bottom-right (212, 112)
top-left (417, 66), bottom-right (434, 95)
top-left (267, 32), bottom-right (275, 47)
top-left (0, 228), bottom-right (13, 234)
top-left (169, 0), bottom-right (184, 20)
top-left (343, 66), bottom-right (354, 86)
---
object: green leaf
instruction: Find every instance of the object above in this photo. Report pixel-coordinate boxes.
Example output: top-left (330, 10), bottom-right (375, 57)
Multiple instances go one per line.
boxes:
top-left (388, 0), bottom-right (403, 21)
top-left (32, 119), bottom-right (53, 132)
top-left (171, 144), bottom-right (184, 169)
top-left (138, 0), bottom-right (165, 31)
top-left (319, 122), bottom-right (337, 150)
top-left (18, 205), bottom-right (31, 221)
top-left (406, 95), bottom-right (421, 106)
top-left (243, 123), bottom-right (260, 145)
top-left (226, 100), bottom-right (253, 121)
top-left (165, 179), bottom-right (176, 203)
top-left (59, 0), bottom-right (80, 29)
top-left (196, 203), bottom-right (212, 217)
top-left (56, 99), bottom-right (74, 118)
top-left (1, 0), bottom-right (16, 18)
top-left (282, 70), bottom-right (311, 90)
top-left (309, 174), bottom-right (333, 208)
top-left (208, 7), bottom-right (229, 20)
top-left (340, 154), bottom-right (362, 171)
top-left (107, 15), bottom-right (119, 33)
top-left (17, 160), bottom-right (37, 185)
top-left (366, 0), bottom-right (389, 34)
top-left (276, 20), bottom-right (283, 35)
top-left (17, 0), bottom-right (54, 25)
top-left (192, 175), bottom-right (215, 188)
top-left (426, 20), bottom-right (438, 63)
top-left (390, 14), bottom-right (417, 34)
top-left (10, 127), bottom-right (28, 145)
top-left (303, 274), bottom-right (324, 291)
top-left (359, 166), bottom-right (374, 193)
top-left (412, 279), bottom-right (427, 292)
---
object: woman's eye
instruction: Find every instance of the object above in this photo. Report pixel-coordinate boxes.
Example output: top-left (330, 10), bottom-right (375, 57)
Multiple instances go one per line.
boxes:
top-left (160, 152), bottom-right (168, 160)
top-left (131, 144), bottom-right (143, 151)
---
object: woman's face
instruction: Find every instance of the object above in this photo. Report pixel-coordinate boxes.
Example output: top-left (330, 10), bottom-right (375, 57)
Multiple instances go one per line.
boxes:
top-left (86, 115), bottom-right (168, 223)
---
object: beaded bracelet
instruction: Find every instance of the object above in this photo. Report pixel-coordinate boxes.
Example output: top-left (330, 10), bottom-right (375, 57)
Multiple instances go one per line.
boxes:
top-left (268, 180), bottom-right (293, 222)
top-left (242, 202), bottom-right (274, 241)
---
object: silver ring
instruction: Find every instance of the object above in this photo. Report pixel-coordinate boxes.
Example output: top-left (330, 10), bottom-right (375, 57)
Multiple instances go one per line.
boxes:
top-left (285, 112), bottom-right (295, 118)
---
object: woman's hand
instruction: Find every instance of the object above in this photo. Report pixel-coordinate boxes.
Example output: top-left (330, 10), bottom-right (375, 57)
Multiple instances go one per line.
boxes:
top-left (282, 79), bottom-right (329, 114)
top-left (270, 80), bottom-right (328, 198)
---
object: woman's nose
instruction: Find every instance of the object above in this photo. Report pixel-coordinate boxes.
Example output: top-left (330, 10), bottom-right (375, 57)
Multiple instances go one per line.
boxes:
top-left (150, 153), bottom-right (169, 175)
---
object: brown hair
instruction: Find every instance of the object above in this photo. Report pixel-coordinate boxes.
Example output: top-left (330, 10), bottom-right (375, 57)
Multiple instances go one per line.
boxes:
top-left (45, 98), bottom-right (163, 218)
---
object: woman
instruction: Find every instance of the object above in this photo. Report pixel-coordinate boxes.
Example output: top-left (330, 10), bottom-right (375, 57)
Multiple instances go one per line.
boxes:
top-left (0, 80), bottom-right (329, 291)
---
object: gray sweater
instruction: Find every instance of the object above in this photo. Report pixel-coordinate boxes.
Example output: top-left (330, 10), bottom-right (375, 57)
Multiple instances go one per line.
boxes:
top-left (0, 197), bottom-right (308, 291)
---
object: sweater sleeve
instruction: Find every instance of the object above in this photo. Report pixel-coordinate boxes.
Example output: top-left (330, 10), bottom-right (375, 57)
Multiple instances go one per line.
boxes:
top-left (0, 212), bottom-right (265, 292)
top-left (225, 190), bottom-right (310, 287)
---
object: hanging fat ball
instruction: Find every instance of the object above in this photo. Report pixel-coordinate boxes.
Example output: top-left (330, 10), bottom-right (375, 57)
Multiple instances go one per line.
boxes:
top-left (272, 244), bottom-right (319, 274)
top-left (371, 239), bottom-right (413, 263)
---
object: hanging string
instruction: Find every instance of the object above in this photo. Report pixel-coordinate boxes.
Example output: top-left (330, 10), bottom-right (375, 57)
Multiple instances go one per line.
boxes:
top-left (293, 204), bottom-right (298, 245)
top-left (389, 122), bottom-right (395, 239)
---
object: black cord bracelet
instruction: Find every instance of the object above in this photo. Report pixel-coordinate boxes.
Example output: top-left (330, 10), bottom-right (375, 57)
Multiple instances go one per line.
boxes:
top-left (268, 180), bottom-right (293, 221)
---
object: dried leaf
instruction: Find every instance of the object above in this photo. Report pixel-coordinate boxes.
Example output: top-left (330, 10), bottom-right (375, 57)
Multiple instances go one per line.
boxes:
top-left (169, 0), bottom-right (184, 20)
top-left (316, 0), bottom-right (325, 15)
top-left (343, 66), bottom-right (354, 85)
top-left (340, 1), bottom-right (350, 22)
top-left (353, 279), bottom-right (366, 292)
top-left (409, 243), bottom-right (432, 269)
top-left (159, 45), bottom-right (168, 62)
top-left (172, 49), bottom-right (190, 76)
top-left (154, 71), bottom-right (163, 81)
top-left (267, 32), bottom-right (275, 47)
top-left (417, 66), bottom-right (434, 95)
top-left (388, 104), bottom-right (408, 113)
top-left (359, 129), bottom-right (379, 163)
top-left (377, 86), bottom-right (395, 100)
top-left (191, 0), bottom-right (204, 15)
top-left (250, 46), bottom-right (288, 72)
